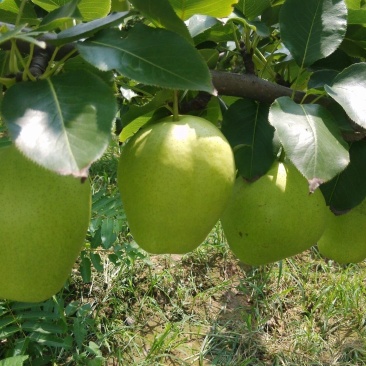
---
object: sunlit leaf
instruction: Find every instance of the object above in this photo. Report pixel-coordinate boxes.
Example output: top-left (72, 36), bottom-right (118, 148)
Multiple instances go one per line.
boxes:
top-left (325, 62), bottom-right (366, 129)
top-left (169, 0), bottom-right (238, 20)
top-left (269, 97), bottom-right (349, 183)
top-left (32, 0), bottom-right (111, 21)
top-left (0, 0), bottom-right (39, 25)
top-left (0, 356), bottom-right (29, 366)
top-left (235, 0), bottom-right (271, 19)
top-left (1, 70), bottom-right (117, 177)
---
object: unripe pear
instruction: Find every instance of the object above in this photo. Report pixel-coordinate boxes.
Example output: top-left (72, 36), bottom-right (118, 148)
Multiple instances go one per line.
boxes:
top-left (0, 145), bottom-right (91, 302)
top-left (318, 200), bottom-right (366, 264)
top-left (117, 115), bottom-right (236, 254)
top-left (221, 161), bottom-right (328, 265)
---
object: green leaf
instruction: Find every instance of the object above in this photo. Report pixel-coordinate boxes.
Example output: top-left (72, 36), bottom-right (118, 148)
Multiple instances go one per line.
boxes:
top-left (129, 0), bottom-right (193, 43)
top-left (90, 252), bottom-right (104, 272)
top-left (1, 70), bottom-right (117, 177)
top-left (0, 0), bottom-right (39, 26)
top-left (52, 11), bottom-right (129, 46)
top-left (32, 0), bottom-right (71, 12)
top-left (325, 63), bottom-right (366, 129)
top-left (348, 8), bottom-right (366, 23)
top-left (235, 0), bottom-right (271, 19)
top-left (0, 356), bottom-right (29, 366)
top-left (188, 17), bottom-right (234, 45)
top-left (80, 252), bottom-right (92, 283)
top-left (12, 338), bottom-right (30, 357)
top-left (32, 0), bottom-right (111, 21)
top-left (28, 332), bottom-right (73, 348)
top-left (280, 0), bottom-right (347, 67)
top-left (120, 89), bottom-right (172, 142)
top-left (77, 24), bottom-right (214, 93)
top-left (38, 0), bottom-right (82, 31)
top-left (101, 218), bottom-right (117, 249)
top-left (169, 0), bottom-right (238, 20)
top-left (221, 99), bottom-right (276, 180)
top-left (320, 140), bottom-right (366, 212)
top-left (78, 0), bottom-right (111, 21)
top-left (21, 320), bottom-right (66, 334)
top-left (340, 25), bottom-right (366, 58)
top-left (269, 97), bottom-right (349, 183)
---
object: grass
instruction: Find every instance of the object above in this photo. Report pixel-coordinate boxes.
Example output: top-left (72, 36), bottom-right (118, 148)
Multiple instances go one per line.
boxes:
top-left (2, 141), bottom-right (366, 365)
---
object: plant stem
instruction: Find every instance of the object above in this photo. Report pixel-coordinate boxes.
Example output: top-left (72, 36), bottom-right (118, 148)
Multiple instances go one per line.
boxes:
top-left (15, 0), bottom-right (27, 27)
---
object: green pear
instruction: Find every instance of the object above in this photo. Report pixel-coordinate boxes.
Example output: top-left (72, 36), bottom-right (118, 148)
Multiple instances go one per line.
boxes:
top-left (318, 200), bottom-right (366, 264)
top-left (117, 115), bottom-right (236, 254)
top-left (0, 145), bottom-right (91, 302)
top-left (220, 161), bottom-right (328, 265)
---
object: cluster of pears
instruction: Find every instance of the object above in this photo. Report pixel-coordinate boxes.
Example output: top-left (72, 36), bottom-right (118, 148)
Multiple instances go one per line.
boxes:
top-left (118, 114), bottom-right (366, 266)
top-left (0, 145), bottom-right (91, 302)
top-left (220, 161), bottom-right (366, 266)
top-left (220, 161), bottom-right (329, 265)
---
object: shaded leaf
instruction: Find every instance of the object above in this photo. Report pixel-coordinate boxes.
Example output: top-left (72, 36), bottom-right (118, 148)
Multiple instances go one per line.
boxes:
top-left (340, 24), bottom-right (366, 58)
top-left (320, 140), bottom-right (366, 211)
top-left (129, 0), bottom-right (193, 43)
top-left (0, 25), bottom-right (46, 48)
top-left (269, 97), bottom-right (349, 183)
top-left (221, 99), bottom-right (276, 180)
top-left (11, 338), bottom-right (30, 357)
top-left (90, 253), bottom-right (104, 272)
top-left (199, 49), bottom-right (220, 69)
top-left (28, 332), bottom-right (73, 348)
top-left (77, 24), bottom-right (214, 93)
top-left (21, 320), bottom-right (66, 334)
top-left (169, 0), bottom-right (239, 20)
top-left (325, 62), bottom-right (366, 129)
top-left (80, 252), bottom-right (92, 283)
top-left (308, 69), bottom-right (338, 89)
top-left (1, 70), bottom-right (117, 177)
top-left (280, 0), bottom-right (347, 67)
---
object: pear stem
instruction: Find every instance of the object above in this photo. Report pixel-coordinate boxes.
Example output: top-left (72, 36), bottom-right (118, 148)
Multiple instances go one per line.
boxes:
top-left (172, 90), bottom-right (179, 121)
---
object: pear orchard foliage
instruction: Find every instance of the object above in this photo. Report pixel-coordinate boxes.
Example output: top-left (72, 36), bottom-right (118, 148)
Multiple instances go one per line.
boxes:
top-left (1, 0), bottom-right (366, 302)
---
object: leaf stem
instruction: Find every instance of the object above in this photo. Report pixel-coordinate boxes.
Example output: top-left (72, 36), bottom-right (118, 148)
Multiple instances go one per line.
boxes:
top-left (15, 0), bottom-right (27, 27)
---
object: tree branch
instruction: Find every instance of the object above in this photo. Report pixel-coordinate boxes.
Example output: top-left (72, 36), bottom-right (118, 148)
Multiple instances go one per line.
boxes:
top-left (210, 70), bottom-right (328, 105)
